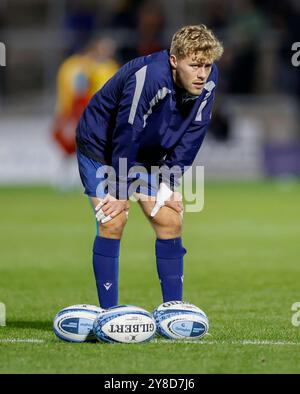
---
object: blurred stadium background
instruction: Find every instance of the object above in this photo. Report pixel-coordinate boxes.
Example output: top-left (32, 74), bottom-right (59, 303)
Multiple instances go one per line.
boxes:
top-left (1, 0), bottom-right (300, 374)
top-left (0, 0), bottom-right (299, 184)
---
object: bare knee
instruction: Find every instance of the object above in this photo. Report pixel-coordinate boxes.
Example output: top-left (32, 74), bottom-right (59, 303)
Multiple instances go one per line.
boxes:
top-left (98, 211), bottom-right (127, 239)
top-left (151, 207), bottom-right (183, 239)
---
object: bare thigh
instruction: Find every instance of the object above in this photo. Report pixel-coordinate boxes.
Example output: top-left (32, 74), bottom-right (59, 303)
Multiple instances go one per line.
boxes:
top-left (136, 193), bottom-right (183, 239)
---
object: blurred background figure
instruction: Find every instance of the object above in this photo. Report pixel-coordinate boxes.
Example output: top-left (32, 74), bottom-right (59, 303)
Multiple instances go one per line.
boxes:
top-left (136, 1), bottom-right (165, 56)
top-left (226, 0), bottom-right (267, 94)
top-left (52, 37), bottom-right (119, 190)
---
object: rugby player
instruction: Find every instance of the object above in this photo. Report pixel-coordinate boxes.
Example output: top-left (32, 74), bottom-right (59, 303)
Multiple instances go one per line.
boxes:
top-left (76, 25), bottom-right (223, 308)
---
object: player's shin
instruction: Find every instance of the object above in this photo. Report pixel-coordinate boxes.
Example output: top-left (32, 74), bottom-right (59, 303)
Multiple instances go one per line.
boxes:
top-left (155, 238), bottom-right (186, 302)
top-left (93, 236), bottom-right (120, 309)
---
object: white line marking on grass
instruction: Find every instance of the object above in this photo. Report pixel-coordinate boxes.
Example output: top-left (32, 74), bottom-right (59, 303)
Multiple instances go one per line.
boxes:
top-left (0, 338), bottom-right (45, 344)
top-left (0, 338), bottom-right (298, 346)
top-left (153, 339), bottom-right (300, 346)
top-left (240, 340), bottom-right (299, 346)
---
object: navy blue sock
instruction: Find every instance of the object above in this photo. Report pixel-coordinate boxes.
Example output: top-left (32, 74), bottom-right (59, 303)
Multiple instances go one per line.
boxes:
top-left (93, 236), bottom-right (120, 309)
top-left (155, 238), bottom-right (186, 302)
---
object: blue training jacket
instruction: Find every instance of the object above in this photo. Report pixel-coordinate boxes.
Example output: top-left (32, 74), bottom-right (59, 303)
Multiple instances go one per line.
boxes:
top-left (76, 50), bottom-right (218, 196)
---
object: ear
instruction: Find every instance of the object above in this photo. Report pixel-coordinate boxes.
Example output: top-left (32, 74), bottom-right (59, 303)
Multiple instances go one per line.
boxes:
top-left (169, 54), bottom-right (178, 69)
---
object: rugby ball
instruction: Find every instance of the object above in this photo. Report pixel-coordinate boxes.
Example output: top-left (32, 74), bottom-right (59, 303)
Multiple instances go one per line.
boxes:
top-left (153, 301), bottom-right (209, 340)
top-left (93, 305), bottom-right (156, 344)
top-left (53, 304), bottom-right (104, 343)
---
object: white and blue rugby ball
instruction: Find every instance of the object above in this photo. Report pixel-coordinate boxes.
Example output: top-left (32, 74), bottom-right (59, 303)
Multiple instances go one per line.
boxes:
top-left (53, 304), bottom-right (104, 343)
top-left (93, 305), bottom-right (156, 344)
top-left (153, 301), bottom-right (209, 340)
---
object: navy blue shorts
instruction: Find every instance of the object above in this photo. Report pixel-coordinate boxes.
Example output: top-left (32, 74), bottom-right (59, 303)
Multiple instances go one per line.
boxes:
top-left (77, 150), bottom-right (158, 198)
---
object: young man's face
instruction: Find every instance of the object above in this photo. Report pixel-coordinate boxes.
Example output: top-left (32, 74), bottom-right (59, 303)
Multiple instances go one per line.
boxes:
top-left (170, 53), bottom-right (213, 96)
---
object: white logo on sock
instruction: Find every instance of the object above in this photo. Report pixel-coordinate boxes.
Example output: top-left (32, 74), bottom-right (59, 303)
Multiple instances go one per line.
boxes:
top-left (104, 282), bottom-right (112, 291)
top-left (181, 275), bottom-right (184, 283)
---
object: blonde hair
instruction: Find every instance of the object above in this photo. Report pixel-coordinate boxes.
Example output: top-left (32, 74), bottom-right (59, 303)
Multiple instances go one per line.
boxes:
top-left (170, 24), bottom-right (224, 62)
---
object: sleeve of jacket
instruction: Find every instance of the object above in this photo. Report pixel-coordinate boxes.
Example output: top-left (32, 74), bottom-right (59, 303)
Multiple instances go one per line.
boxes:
top-left (110, 65), bottom-right (153, 199)
top-left (160, 85), bottom-right (216, 189)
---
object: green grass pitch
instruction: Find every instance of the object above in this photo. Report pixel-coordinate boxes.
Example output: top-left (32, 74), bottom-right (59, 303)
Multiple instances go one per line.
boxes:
top-left (0, 181), bottom-right (300, 374)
